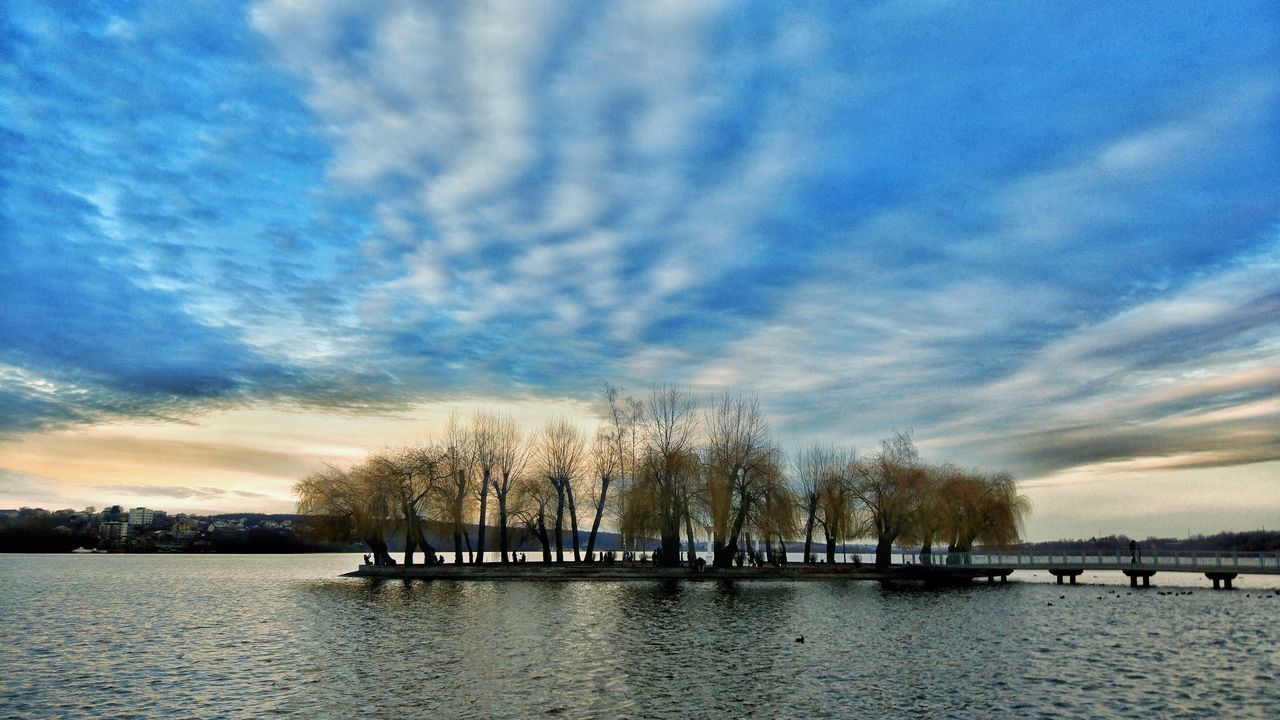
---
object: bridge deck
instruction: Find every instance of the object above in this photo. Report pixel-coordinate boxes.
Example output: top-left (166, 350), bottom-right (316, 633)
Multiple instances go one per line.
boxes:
top-left (898, 550), bottom-right (1280, 575)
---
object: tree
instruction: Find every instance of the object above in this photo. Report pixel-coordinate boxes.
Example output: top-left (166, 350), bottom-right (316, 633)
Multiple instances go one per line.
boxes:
top-left (704, 392), bottom-right (771, 568)
top-left (794, 445), bottom-right (835, 562)
top-left (748, 451), bottom-right (796, 564)
top-left (371, 445), bottom-right (447, 565)
top-left (584, 384), bottom-right (637, 562)
top-left (513, 472), bottom-right (554, 562)
top-left (637, 384), bottom-right (700, 566)
top-left (294, 460), bottom-right (397, 564)
top-left (938, 469), bottom-right (1030, 556)
top-left (438, 413), bottom-right (475, 564)
top-left (585, 422), bottom-right (619, 562)
top-left (852, 431), bottom-right (928, 570)
top-left (471, 411), bottom-right (500, 564)
top-left (491, 413), bottom-right (529, 564)
top-left (799, 445), bottom-right (858, 564)
top-left (537, 417), bottom-right (587, 562)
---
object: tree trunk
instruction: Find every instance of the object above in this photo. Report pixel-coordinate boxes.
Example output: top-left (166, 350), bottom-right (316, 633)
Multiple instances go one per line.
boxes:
top-left (453, 469), bottom-right (466, 565)
top-left (659, 527), bottom-right (682, 567)
top-left (497, 490), bottom-right (510, 564)
top-left (585, 476), bottom-right (610, 562)
top-left (684, 506), bottom-right (697, 564)
top-left (366, 537), bottom-right (395, 566)
top-left (404, 536), bottom-right (416, 566)
top-left (565, 481), bottom-right (581, 562)
top-left (554, 481), bottom-right (565, 563)
top-left (413, 516), bottom-right (438, 564)
top-left (712, 539), bottom-right (729, 568)
top-left (825, 531), bottom-right (837, 563)
top-left (874, 534), bottom-right (896, 570)
top-left (536, 511), bottom-right (552, 562)
top-left (717, 491), bottom-right (752, 568)
top-left (475, 471), bottom-right (489, 564)
top-left (802, 500), bottom-right (817, 563)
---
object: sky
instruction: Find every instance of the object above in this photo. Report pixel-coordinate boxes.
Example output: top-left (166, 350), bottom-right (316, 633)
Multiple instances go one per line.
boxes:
top-left (1, 1), bottom-right (1278, 541)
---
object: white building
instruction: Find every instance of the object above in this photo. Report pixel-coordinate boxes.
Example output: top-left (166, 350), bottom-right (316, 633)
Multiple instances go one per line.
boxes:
top-left (128, 507), bottom-right (154, 528)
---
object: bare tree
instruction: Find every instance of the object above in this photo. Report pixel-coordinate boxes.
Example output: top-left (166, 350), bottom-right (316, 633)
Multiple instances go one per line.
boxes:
top-left (604, 387), bottom-right (644, 552)
top-left (513, 472), bottom-right (554, 562)
top-left (537, 417), bottom-right (588, 562)
top-left (438, 412), bottom-right (475, 564)
top-left (491, 413), bottom-right (529, 564)
top-left (704, 391), bottom-right (770, 568)
top-left (638, 384), bottom-right (700, 566)
top-left (471, 410), bottom-right (500, 564)
top-left (584, 384), bottom-right (638, 561)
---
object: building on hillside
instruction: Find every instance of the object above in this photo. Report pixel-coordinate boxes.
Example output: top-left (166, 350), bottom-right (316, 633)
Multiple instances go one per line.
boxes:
top-left (128, 507), bottom-right (154, 528)
top-left (100, 521), bottom-right (128, 541)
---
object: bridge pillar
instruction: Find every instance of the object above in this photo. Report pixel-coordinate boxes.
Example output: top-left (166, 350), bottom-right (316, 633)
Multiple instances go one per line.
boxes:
top-left (1122, 569), bottom-right (1156, 588)
top-left (1049, 569), bottom-right (1083, 585)
top-left (1205, 572), bottom-right (1237, 590)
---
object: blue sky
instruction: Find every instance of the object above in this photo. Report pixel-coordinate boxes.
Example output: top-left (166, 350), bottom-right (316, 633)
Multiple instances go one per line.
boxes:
top-left (2, 1), bottom-right (1278, 539)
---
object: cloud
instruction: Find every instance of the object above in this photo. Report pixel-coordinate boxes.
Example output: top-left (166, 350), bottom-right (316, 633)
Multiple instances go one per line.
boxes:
top-left (97, 484), bottom-right (271, 501)
top-left (3, 1), bottom-right (1279, 541)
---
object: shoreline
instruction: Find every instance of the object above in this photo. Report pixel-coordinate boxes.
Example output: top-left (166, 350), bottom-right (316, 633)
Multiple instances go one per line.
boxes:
top-left (341, 563), bottom-right (1006, 584)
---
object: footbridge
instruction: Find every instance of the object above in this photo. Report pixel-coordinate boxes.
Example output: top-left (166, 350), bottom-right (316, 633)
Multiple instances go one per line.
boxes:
top-left (893, 549), bottom-right (1280, 589)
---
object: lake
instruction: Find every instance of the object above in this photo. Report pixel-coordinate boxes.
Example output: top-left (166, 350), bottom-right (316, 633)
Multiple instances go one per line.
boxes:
top-left (3, 553), bottom-right (1278, 718)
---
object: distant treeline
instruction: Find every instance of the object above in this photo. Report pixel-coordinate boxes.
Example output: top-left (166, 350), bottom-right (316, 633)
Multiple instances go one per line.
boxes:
top-left (1016, 532), bottom-right (1280, 555)
top-left (0, 519), bottom-right (359, 554)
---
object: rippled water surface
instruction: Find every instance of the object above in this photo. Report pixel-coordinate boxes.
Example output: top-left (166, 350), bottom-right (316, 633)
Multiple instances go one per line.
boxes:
top-left (3, 554), bottom-right (1279, 718)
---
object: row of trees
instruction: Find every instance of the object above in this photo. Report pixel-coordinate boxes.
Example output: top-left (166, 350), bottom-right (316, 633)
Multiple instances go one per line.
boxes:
top-left (294, 384), bottom-right (1029, 569)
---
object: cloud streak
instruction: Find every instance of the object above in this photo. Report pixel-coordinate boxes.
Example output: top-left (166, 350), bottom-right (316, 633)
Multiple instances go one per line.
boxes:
top-left (2, 1), bottom-right (1278, 535)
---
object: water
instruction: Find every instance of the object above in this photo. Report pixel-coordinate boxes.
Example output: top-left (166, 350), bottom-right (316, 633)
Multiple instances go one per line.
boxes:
top-left (3, 554), bottom-right (1278, 718)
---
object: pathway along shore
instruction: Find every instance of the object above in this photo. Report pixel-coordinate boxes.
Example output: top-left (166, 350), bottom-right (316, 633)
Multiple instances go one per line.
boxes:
top-left (342, 563), bottom-right (1009, 584)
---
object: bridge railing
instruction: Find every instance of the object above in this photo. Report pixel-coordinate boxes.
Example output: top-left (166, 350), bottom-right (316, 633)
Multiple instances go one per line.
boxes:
top-left (894, 549), bottom-right (1280, 571)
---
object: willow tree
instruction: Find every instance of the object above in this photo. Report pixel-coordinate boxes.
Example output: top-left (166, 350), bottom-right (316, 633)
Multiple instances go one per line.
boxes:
top-left (294, 460), bottom-right (398, 564)
top-left (748, 451), bottom-right (797, 563)
top-left (852, 431), bottom-right (928, 570)
top-left (704, 391), bottom-right (771, 568)
top-left (794, 444), bottom-right (852, 563)
top-left (940, 470), bottom-right (1029, 556)
top-left (632, 384), bottom-right (700, 566)
top-left (816, 448), bottom-right (858, 563)
top-left (898, 463), bottom-right (955, 565)
top-left (371, 445), bottom-right (448, 565)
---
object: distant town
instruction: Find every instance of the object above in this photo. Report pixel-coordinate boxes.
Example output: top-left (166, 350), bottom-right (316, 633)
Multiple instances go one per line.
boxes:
top-left (0, 505), bottom-right (360, 553)
top-left (3, 504), bottom-right (1279, 558)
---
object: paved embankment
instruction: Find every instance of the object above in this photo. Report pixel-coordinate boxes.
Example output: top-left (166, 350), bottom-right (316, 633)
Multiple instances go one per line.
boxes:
top-left (343, 563), bottom-right (910, 582)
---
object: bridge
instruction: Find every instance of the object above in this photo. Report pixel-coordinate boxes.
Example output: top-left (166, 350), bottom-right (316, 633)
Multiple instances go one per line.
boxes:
top-left (891, 549), bottom-right (1280, 589)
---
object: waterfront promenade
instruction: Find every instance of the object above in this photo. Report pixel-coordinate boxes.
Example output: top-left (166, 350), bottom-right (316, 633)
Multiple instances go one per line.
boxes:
top-left (347, 549), bottom-right (1280, 589)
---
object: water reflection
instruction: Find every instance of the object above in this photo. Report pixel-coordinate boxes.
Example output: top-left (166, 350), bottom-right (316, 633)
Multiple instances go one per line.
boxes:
top-left (4, 555), bottom-right (1280, 719)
